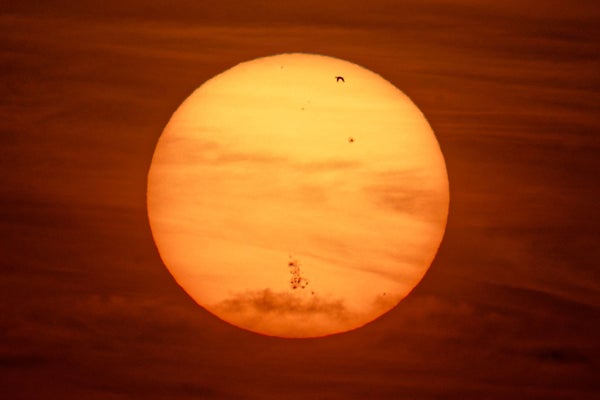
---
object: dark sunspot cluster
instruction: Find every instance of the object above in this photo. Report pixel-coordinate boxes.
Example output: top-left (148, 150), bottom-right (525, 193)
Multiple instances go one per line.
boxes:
top-left (287, 257), bottom-right (309, 289)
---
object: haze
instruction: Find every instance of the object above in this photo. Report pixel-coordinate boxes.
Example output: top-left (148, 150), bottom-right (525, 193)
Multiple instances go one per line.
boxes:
top-left (1, 1), bottom-right (598, 399)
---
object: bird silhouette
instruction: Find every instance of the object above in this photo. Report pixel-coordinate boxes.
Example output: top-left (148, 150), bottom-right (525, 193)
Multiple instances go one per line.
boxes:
top-left (348, 137), bottom-right (355, 143)
top-left (335, 76), bottom-right (345, 82)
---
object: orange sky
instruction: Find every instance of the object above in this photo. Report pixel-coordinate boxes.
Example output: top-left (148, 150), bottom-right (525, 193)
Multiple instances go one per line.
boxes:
top-left (1, 1), bottom-right (599, 398)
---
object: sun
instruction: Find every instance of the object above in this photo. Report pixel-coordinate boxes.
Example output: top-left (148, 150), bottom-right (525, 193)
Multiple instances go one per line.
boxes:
top-left (147, 53), bottom-right (449, 338)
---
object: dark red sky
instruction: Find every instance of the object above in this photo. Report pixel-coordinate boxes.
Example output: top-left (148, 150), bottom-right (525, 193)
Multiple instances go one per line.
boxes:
top-left (1, 1), bottom-right (599, 398)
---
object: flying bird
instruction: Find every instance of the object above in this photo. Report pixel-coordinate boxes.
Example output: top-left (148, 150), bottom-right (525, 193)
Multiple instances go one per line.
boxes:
top-left (335, 76), bottom-right (345, 82)
top-left (348, 137), bottom-right (355, 143)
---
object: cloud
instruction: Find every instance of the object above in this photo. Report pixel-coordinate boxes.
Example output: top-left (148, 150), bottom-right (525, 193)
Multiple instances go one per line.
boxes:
top-left (293, 159), bottom-right (363, 171)
top-left (214, 288), bottom-right (350, 320)
top-left (154, 136), bottom-right (364, 173)
top-left (530, 347), bottom-right (591, 366)
top-left (363, 169), bottom-right (447, 223)
top-left (0, 354), bottom-right (48, 369)
top-left (211, 289), bottom-right (363, 338)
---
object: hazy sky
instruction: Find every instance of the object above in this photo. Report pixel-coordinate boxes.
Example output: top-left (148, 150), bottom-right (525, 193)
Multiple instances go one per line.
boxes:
top-left (1, 1), bottom-right (599, 398)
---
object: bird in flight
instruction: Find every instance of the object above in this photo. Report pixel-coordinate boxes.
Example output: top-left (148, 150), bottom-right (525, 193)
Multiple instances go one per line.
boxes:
top-left (348, 137), bottom-right (355, 143)
top-left (335, 76), bottom-right (345, 82)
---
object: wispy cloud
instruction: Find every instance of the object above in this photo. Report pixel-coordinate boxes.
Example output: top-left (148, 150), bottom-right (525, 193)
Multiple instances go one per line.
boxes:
top-left (214, 288), bottom-right (350, 319)
top-left (364, 170), bottom-right (448, 222)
